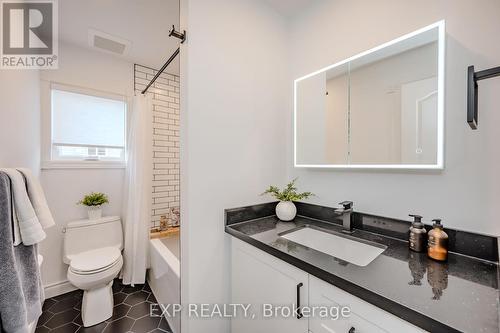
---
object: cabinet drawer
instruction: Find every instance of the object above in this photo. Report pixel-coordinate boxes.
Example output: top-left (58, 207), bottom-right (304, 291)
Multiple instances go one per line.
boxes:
top-left (309, 276), bottom-right (426, 333)
top-left (312, 314), bottom-right (388, 333)
top-left (310, 292), bottom-right (387, 333)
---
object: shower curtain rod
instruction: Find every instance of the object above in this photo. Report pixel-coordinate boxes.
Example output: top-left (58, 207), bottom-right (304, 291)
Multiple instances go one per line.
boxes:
top-left (141, 47), bottom-right (180, 95)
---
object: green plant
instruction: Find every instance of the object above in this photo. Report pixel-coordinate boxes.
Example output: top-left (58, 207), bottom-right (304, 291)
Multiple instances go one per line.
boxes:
top-left (261, 178), bottom-right (314, 201)
top-left (78, 192), bottom-right (109, 207)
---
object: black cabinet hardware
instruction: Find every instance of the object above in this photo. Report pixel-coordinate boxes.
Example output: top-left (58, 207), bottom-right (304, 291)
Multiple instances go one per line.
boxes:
top-left (296, 282), bottom-right (303, 319)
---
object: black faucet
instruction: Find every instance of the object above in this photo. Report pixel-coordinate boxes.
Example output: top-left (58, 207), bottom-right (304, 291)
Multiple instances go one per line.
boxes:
top-left (337, 201), bottom-right (354, 233)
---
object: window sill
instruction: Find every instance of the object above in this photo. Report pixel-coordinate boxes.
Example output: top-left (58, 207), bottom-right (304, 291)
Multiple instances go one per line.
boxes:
top-left (41, 160), bottom-right (126, 170)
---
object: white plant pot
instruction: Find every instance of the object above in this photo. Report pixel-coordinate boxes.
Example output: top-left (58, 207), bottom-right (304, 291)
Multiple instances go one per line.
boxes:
top-left (275, 201), bottom-right (297, 221)
top-left (87, 206), bottom-right (102, 220)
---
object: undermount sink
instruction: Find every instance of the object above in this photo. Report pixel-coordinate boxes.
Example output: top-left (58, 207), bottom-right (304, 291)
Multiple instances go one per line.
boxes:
top-left (279, 226), bottom-right (386, 266)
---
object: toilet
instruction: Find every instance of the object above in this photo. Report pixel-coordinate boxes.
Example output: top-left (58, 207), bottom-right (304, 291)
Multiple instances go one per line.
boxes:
top-left (63, 216), bottom-right (123, 327)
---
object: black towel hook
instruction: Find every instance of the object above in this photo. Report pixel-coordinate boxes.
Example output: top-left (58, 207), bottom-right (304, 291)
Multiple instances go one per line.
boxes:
top-left (467, 65), bottom-right (500, 129)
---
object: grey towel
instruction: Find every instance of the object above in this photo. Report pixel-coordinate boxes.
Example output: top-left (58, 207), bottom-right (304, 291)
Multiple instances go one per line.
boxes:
top-left (0, 172), bottom-right (43, 333)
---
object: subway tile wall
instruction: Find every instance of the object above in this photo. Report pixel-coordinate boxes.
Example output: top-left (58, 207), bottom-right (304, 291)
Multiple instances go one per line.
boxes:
top-left (134, 64), bottom-right (180, 230)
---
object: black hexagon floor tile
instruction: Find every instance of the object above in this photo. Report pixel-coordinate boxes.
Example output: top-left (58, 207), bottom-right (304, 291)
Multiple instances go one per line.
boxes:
top-left (45, 309), bottom-right (79, 329)
top-left (127, 301), bottom-right (152, 319)
top-left (51, 291), bottom-right (77, 302)
top-left (35, 326), bottom-right (51, 333)
top-left (106, 303), bottom-right (131, 322)
top-left (42, 299), bottom-right (57, 311)
top-left (103, 317), bottom-right (134, 333)
top-left (113, 292), bottom-right (127, 305)
top-left (37, 311), bottom-right (54, 327)
top-left (146, 293), bottom-right (157, 304)
top-left (124, 291), bottom-right (150, 306)
top-left (130, 316), bottom-right (161, 333)
top-left (73, 314), bottom-right (83, 326)
top-left (51, 322), bottom-right (79, 333)
top-left (111, 280), bottom-right (124, 293)
top-left (158, 317), bottom-right (171, 332)
top-left (37, 280), bottom-right (170, 333)
top-left (50, 298), bottom-right (80, 314)
top-left (73, 300), bottom-right (82, 311)
top-left (76, 321), bottom-right (107, 333)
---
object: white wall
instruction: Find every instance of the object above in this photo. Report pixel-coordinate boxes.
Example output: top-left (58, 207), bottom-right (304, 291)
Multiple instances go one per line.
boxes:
top-left (39, 42), bottom-right (133, 289)
top-left (287, 0), bottom-right (500, 235)
top-left (0, 70), bottom-right (41, 173)
top-left (180, 0), bottom-right (288, 332)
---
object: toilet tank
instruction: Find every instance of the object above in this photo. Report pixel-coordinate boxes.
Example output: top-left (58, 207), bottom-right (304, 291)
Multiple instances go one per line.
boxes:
top-left (63, 216), bottom-right (123, 264)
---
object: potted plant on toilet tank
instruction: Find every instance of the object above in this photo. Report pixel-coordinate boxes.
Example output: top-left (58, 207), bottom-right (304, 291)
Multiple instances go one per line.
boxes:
top-left (78, 192), bottom-right (109, 220)
top-left (262, 178), bottom-right (313, 221)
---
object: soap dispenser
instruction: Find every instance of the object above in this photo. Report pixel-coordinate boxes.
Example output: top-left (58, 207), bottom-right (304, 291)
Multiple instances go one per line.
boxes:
top-left (409, 214), bottom-right (427, 252)
top-left (428, 219), bottom-right (448, 261)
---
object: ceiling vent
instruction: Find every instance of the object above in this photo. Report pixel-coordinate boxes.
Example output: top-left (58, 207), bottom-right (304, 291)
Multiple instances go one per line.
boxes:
top-left (88, 29), bottom-right (131, 56)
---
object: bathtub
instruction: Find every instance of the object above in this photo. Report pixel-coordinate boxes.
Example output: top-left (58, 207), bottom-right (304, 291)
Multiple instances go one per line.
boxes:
top-left (148, 234), bottom-right (180, 333)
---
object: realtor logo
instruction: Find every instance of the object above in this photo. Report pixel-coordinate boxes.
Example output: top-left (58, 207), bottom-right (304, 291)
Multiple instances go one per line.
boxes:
top-left (1, 0), bottom-right (58, 69)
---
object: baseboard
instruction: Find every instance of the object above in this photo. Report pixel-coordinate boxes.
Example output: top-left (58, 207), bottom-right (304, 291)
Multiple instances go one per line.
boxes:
top-left (44, 280), bottom-right (77, 298)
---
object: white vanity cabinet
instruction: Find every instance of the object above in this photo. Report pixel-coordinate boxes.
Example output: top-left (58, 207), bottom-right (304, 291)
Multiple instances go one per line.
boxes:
top-left (309, 276), bottom-right (427, 333)
top-left (231, 237), bottom-right (427, 333)
top-left (231, 238), bottom-right (309, 333)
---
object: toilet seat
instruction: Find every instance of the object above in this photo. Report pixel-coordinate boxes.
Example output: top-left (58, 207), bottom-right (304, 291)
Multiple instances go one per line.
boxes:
top-left (69, 247), bottom-right (121, 275)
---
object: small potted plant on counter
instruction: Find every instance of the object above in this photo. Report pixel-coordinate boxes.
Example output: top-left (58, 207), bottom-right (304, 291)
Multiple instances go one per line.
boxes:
top-left (262, 178), bottom-right (314, 221)
top-left (78, 192), bottom-right (109, 220)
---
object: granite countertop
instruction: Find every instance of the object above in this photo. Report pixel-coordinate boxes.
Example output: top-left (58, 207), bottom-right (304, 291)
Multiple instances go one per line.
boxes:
top-left (225, 213), bottom-right (499, 333)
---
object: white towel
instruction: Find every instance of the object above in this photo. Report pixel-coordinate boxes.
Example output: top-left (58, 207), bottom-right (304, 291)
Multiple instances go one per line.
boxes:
top-left (17, 168), bottom-right (55, 230)
top-left (0, 169), bottom-right (46, 246)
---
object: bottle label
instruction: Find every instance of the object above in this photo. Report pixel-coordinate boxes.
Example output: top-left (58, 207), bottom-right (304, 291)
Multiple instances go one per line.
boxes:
top-left (409, 232), bottom-right (424, 251)
top-left (428, 234), bottom-right (448, 261)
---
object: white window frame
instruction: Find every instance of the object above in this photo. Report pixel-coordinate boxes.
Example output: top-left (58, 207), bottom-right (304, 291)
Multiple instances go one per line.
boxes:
top-left (41, 82), bottom-right (128, 169)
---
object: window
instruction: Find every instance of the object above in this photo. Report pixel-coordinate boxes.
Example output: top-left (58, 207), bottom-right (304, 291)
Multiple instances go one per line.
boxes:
top-left (47, 84), bottom-right (127, 167)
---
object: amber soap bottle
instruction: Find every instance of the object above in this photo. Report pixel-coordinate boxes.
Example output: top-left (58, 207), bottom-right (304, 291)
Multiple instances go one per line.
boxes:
top-left (427, 219), bottom-right (448, 261)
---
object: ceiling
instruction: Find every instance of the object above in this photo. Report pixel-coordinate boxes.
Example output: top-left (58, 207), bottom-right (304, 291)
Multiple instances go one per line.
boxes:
top-left (58, 0), bottom-right (180, 74)
top-left (262, 0), bottom-right (314, 17)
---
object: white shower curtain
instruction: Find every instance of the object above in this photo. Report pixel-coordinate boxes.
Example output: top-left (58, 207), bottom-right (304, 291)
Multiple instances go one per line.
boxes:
top-left (122, 94), bottom-right (153, 285)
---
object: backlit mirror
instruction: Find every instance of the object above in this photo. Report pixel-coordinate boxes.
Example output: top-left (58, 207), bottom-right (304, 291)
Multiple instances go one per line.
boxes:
top-left (294, 21), bottom-right (445, 169)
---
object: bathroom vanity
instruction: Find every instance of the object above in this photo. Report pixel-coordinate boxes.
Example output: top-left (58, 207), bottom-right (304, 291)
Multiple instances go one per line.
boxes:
top-left (225, 202), bottom-right (499, 333)
top-left (224, 18), bottom-right (500, 333)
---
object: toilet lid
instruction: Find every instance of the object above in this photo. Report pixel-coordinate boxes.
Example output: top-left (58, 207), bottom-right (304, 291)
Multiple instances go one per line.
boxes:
top-left (70, 247), bottom-right (121, 274)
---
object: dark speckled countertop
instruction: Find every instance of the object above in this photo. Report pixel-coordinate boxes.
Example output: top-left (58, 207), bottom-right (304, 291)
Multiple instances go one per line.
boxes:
top-left (225, 206), bottom-right (500, 333)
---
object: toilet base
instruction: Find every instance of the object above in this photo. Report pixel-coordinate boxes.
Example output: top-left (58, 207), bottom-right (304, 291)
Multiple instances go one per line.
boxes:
top-left (81, 281), bottom-right (114, 327)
